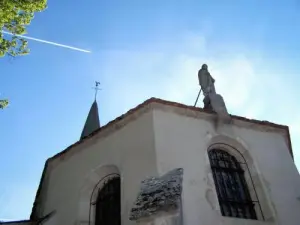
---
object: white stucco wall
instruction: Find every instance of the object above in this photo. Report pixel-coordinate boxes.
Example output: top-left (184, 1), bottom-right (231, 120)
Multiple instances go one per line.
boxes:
top-left (41, 110), bottom-right (158, 225)
top-left (37, 102), bottom-right (300, 225)
top-left (152, 108), bottom-right (300, 225)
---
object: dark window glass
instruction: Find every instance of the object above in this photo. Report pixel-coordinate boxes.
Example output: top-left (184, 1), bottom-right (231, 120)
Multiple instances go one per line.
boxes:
top-left (209, 149), bottom-right (257, 220)
top-left (95, 176), bottom-right (121, 225)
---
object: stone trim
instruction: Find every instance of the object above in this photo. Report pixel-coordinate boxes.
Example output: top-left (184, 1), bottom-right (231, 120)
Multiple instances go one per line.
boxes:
top-left (77, 165), bottom-right (120, 225)
top-left (204, 135), bottom-right (276, 223)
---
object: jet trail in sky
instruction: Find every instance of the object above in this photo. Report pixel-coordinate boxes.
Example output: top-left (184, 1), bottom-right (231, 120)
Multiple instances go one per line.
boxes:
top-left (2, 31), bottom-right (91, 53)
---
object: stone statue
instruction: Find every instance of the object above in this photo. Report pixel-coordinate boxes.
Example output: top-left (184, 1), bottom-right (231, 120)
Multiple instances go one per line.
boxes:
top-left (197, 64), bottom-right (231, 126)
top-left (198, 64), bottom-right (216, 97)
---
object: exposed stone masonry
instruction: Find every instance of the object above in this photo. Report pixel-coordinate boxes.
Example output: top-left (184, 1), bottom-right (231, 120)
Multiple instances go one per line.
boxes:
top-left (130, 168), bottom-right (183, 220)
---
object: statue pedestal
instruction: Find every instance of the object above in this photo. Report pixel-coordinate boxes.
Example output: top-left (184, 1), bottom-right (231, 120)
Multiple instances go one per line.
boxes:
top-left (203, 94), bottom-right (231, 127)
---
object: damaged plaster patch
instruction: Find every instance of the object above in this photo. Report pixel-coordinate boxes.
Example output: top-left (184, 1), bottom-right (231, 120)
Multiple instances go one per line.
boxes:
top-left (206, 173), bottom-right (214, 188)
top-left (130, 168), bottom-right (183, 221)
top-left (205, 189), bottom-right (217, 210)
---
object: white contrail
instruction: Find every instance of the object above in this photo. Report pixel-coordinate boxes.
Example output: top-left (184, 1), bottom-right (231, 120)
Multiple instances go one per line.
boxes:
top-left (1, 31), bottom-right (91, 53)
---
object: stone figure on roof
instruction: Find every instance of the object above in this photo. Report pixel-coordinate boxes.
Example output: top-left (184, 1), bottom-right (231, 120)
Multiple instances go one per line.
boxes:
top-left (198, 64), bottom-right (216, 97)
top-left (198, 64), bottom-right (231, 126)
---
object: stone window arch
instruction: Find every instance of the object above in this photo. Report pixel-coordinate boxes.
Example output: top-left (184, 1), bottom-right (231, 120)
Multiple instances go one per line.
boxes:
top-left (206, 136), bottom-right (276, 222)
top-left (208, 148), bottom-right (257, 219)
top-left (77, 165), bottom-right (121, 225)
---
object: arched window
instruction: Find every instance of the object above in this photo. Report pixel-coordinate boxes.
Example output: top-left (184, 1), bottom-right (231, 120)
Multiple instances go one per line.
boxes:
top-left (95, 176), bottom-right (121, 225)
top-left (209, 149), bottom-right (257, 220)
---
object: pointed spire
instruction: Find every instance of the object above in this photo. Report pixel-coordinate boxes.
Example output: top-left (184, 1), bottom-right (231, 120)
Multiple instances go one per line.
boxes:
top-left (80, 100), bottom-right (100, 140)
top-left (80, 82), bottom-right (102, 140)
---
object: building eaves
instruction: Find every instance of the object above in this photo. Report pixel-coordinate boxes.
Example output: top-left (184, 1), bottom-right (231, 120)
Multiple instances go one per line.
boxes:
top-left (30, 97), bottom-right (293, 219)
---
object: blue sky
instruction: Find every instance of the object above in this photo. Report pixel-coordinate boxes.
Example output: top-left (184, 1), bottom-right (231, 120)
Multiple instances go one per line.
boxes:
top-left (1, 0), bottom-right (300, 221)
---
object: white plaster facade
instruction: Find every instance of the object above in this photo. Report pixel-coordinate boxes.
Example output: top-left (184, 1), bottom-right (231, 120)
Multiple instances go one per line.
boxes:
top-left (30, 99), bottom-right (300, 225)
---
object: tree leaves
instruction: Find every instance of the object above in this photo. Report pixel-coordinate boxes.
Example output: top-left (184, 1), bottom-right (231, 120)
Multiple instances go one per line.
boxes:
top-left (0, 99), bottom-right (9, 109)
top-left (1, 1), bottom-right (47, 110)
top-left (0, 0), bottom-right (47, 57)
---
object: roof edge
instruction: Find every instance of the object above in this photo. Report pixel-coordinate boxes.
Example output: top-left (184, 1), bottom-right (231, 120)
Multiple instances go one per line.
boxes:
top-left (0, 220), bottom-right (33, 225)
top-left (30, 160), bottom-right (50, 220)
top-left (49, 97), bottom-right (292, 162)
top-left (30, 97), bottom-right (293, 218)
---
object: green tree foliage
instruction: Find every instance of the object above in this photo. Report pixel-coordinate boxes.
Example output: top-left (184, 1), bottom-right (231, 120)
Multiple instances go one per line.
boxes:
top-left (0, 0), bottom-right (47, 57)
top-left (0, 99), bottom-right (9, 109)
top-left (1, 1), bottom-right (47, 110)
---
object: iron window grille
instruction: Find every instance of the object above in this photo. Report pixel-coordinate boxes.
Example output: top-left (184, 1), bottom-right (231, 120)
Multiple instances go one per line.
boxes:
top-left (209, 149), bottom-right (258, 220)
top-left (95, 176), bottom-right (121, 225)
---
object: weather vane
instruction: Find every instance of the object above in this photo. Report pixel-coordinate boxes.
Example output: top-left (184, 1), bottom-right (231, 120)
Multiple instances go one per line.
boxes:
top-left (92, 81), bottom-right (101, 101)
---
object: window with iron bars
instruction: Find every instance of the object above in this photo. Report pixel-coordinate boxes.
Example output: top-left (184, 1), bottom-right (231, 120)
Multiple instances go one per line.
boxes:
top-left (208, 149), bottom-right (257, 220)
top-left (95, 176), bottom-right (121, 225)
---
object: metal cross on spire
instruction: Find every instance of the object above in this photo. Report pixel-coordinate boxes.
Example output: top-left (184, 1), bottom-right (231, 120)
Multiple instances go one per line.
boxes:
top-left (92, 81), bottom-right (101, 101)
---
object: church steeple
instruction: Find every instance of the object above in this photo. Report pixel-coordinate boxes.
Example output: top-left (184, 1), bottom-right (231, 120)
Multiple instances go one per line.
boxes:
top-left (80, 82), bottom-right (101, 140)
top-left (80, 100), bottom-right (100, 140)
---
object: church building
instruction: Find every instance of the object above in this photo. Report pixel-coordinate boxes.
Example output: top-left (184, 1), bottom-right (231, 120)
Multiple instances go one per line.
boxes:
top-left (2, 66), bottom-right (300, 225)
